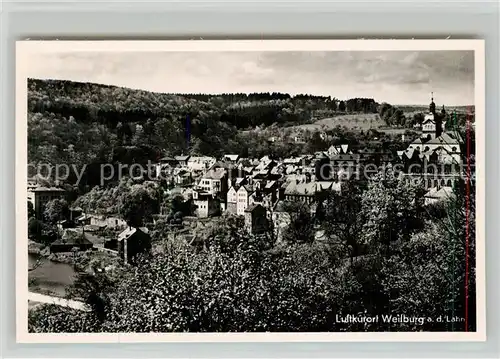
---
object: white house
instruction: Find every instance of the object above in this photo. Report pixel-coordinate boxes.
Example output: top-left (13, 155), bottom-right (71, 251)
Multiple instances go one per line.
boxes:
top-left (226, 185), bottom-right (238, 214)
top-left (197, 168), bottom-right (227, 196)
top-left (236, 185), bottom-right (255, 216)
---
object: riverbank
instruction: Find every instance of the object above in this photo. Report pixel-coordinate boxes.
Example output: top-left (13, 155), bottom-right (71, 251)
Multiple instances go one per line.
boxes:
top-left (28, 240), bottom-right (76, 265)
top-left (28, 252), bottom-right (78, 298)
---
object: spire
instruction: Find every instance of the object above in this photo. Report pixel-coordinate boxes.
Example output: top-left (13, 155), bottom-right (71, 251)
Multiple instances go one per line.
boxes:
top-left (429, 91), bottom-right (436, 114)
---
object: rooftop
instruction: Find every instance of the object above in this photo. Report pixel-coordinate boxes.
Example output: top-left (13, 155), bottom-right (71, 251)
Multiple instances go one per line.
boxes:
top-left (32, 186), bottom-right (66, 192)
top-left (202, 168), bottom-right (226, 180)
top-left (117, 227), bottom-right (149, 242)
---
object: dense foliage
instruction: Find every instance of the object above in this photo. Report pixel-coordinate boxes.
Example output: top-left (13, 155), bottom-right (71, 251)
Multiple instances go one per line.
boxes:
top-left (28, 175), bottom-right (476, 333)
top-left (27, 79), bottom-right (476, 333)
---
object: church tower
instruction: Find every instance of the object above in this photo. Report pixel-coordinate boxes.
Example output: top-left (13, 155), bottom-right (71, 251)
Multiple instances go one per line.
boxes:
top-left (422, 92), bottom-right (437, 140)
top-left (429, 92), bottom-right (436, 115)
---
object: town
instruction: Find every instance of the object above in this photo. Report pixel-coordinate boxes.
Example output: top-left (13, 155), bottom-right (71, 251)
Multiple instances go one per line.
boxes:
top-left (25, 50), bottom-right (477, 334)
top-left (27, 94), bottom-right (472, 268)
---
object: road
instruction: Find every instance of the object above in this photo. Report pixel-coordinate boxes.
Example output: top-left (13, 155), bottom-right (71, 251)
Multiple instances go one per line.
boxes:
top-left (28, 291), bottom-right (90, 312)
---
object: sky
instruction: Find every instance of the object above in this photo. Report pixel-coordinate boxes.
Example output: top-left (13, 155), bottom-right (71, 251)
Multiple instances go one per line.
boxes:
top-left (26, 50), bottom-right (475, 106)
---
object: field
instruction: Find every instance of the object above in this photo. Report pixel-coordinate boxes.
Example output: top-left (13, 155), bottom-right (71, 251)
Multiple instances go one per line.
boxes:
top-left (288, 113), bottom-right (384, 132)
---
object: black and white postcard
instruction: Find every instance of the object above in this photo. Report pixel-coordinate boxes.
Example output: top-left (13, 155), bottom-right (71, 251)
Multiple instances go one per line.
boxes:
top-left (16, 40), bottom-right (485, 342)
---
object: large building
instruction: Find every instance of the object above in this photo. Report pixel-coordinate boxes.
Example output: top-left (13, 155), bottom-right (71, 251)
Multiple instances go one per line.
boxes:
top-left (400, 93), bottom-right (465, 189)
top-left (196, 168), bottom-right (227, 196)
top-left (28, 186), bottom-right (67, 219)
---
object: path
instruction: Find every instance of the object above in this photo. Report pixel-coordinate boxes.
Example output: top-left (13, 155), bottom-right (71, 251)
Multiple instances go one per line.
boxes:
top-left (28, 291), bottom-right (90, 312)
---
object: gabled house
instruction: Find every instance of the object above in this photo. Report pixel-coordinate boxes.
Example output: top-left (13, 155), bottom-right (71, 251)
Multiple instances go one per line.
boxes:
top-left (192, 190), bottom-right (220, 218)
top-left (197, 168), bottom-right (227, 196)
top-left (175, 155), bottom-right (190, 167)
top-left (50, 228), bottom-right (94, 254)
top-left (284, 180), bottom-right (317, 204)
top-left (116, 227), bottom-right (151, 264)
top-left (424, 186), bottom-right (455, 206)
top-left (236, 185), bottom-right (255, 216)
top-left (226, 185), bottom-right (239, 214)
top-left (174, 168), bottom-right (193, 186)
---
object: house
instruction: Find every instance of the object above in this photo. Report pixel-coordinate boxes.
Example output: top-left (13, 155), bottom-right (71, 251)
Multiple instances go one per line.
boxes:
top-left (284, 179), bottom-right (316, 204)
top-left (271, 200), bottom-right (292, 241)
top-left (283, 157), bottom-right (303, 166)
top-left (255, 156), bottom-right (277, 172)
top-left (262, 180), bottom-right (280, 199)
top-left (187, 156), bottom-right (217, 172)
top-left (223, 154), bottom-right (240, 163)
top-left (173, 168), bottom-right (193, 186)
top-left (226, 185), bottom-right (238, 214)
top-left (424, 186), bottom-right (455, 206)
top-left (175, 155), bottom-right (190, 167)
top-left (328, 144), bottom-right (350, 157)
top-left (292, 133), bottom-right (305, 143)
top-left (155, 156), bottom-right (177, 178)
top-left (244, 204), bottom-right (268, 235)
top-left (69, 206), bottom-right (83, 221)
top-left (75, 213), bottom-right (91, 226)
top-left (197, 168), bottom-right (227, 196)
top-left (89, 215), bottom-right (128, 230)
top-left (28, 186), bottom-right (68, 220)
top-left (236, 185), bottom-right (255, 216)
top-left (50, 228), bottom-right (94, 253)
top-left (116, 227), bottom-right (151, 264)
top-left (248, 187), bottom-right (275, 209)
top-left (192, 190), bottom-right (220, 218)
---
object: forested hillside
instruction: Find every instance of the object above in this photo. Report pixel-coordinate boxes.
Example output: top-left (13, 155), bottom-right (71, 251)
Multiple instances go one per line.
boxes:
top-left (28, 79), bottom-right (385, 186)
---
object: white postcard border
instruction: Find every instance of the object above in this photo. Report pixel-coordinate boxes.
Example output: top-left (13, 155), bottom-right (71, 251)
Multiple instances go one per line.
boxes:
top-left (15, 39), bottom-right (486, 343)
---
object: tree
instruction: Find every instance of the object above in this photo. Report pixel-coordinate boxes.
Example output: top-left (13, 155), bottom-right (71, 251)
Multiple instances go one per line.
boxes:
top-left (281, 201), bottom-right (315, 244)
top-left (120, 183), bottom-right (161, 227)
top-left (66, 271), bottom-right (116, 322)
top-left (28, 217), bottom-right (42, 239)
top-left (360, 169), bottom-right (425, 255)
top-left (389, 109), bottom-right (405, 127)
top-left (43, 198), bottom-right (69, 224)
top-left (338, 101), bottom-right (346, 112)
top-left (322, 180), bottom-right (366, 262)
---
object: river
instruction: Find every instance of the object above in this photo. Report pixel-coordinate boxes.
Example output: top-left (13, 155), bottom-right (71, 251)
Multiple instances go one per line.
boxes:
top-left (28, 253), bottom-right (77, 298)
